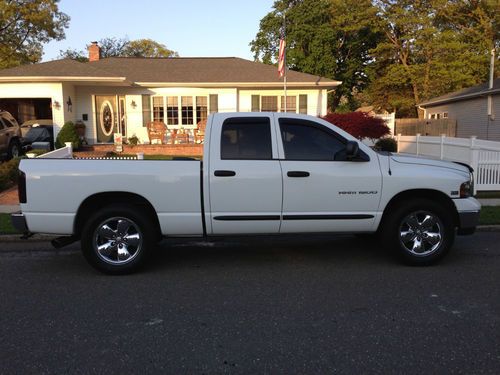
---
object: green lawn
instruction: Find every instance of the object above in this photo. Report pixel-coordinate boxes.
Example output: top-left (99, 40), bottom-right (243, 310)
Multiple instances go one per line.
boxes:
top-left (0, 213), bottom-right (18, 234)
top-left (2, 207), bottom-right (500, 235)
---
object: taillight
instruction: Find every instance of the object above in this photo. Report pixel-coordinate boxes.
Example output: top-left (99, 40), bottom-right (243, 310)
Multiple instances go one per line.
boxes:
top-left (18, 170), bottom-right (26, 203)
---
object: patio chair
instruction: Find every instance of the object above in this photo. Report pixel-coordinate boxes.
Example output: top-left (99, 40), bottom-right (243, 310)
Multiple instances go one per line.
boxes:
top-left (194, 119), bottom-right (207, 144)
top-left (147, 121), bottom-right (166, 144)
top-left (172, 129), bottom-right (189, 144)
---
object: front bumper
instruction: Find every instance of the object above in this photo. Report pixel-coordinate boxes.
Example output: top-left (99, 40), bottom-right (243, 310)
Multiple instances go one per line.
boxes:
top-left (457, 210), bottom-right (480, 235)
top-left (10, 212), bottom-right (28, 233)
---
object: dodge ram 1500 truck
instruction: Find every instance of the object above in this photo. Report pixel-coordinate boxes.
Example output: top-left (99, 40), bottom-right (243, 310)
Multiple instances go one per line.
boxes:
top-left (11, 113), bottom-right (481, 274)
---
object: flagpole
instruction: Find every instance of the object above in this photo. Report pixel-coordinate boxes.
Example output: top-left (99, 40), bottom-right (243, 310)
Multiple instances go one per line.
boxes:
top-left (283, 12), bottom-right (287, 112)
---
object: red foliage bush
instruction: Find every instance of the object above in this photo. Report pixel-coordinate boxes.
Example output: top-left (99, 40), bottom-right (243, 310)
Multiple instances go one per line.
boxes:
top-left (321, 112), bottom-right (390, 140)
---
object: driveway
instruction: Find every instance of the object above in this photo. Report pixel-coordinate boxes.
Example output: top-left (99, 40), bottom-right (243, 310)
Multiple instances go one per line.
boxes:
top-left (1, 233), bottom-right (499, 374)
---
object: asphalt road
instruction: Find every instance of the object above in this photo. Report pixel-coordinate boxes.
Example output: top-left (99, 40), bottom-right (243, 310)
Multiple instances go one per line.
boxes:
top-left (1, 232), bottom-right (499, 374)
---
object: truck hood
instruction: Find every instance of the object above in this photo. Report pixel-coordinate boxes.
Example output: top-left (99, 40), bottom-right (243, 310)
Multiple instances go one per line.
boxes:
top-left (390, 154), bottom-right (471, 174)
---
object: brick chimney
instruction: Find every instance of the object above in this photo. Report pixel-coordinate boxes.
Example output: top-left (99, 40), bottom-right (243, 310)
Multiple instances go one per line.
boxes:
top-left (88, 41), bottom-right (101, 62)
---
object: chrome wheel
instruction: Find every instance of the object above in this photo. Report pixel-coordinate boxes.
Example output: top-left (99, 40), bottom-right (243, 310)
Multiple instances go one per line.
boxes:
top-left (93, 217), bottom-right (143, 265)
top-left (399, 210), bottom-right (443, 256)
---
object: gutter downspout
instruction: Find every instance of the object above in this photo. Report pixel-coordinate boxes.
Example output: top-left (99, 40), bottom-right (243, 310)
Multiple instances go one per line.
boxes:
top-left (487, 48), bottom-right (495, 140)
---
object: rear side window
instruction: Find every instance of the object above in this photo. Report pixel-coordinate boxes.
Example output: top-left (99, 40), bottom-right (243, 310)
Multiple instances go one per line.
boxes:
top-left (221, 117), bottom-right (272, 160)
top-left (2, 114), bottom-right (17, 127)
top-left (279, 119), bottom-right (346, 161)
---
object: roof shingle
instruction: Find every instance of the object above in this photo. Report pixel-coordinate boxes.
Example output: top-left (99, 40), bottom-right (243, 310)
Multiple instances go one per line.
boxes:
top-left (0, 57), bottom-right (340, 87)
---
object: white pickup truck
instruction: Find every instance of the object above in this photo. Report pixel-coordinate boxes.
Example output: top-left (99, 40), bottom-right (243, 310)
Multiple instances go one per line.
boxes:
top-left (12, 113), bottom-right (480, 273)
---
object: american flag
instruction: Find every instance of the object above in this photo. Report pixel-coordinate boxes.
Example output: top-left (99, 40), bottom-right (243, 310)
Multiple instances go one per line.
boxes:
top-left (278, 30), bottom-right (286, 78)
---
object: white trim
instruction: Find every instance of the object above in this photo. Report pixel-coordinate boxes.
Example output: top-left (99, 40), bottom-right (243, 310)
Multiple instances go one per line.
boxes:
top-left (0, 76), bottom-right (127, 82)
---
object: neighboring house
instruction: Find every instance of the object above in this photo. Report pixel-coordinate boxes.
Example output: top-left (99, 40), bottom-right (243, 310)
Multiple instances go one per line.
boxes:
top-left (0, 42), bottom-right (340, 144)
top-left (418, 78), bottom-right (500, 141)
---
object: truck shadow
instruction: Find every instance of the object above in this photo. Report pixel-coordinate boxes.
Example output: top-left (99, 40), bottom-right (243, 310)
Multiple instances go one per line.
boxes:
top-left (148, 234), bottom-right (395, 271)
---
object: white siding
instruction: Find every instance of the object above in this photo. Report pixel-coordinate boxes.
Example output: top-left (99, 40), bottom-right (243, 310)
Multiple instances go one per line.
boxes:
top-left (425, 95), bottom-right (500, 141)
top-left (239, 89), bottom-right (327, 116)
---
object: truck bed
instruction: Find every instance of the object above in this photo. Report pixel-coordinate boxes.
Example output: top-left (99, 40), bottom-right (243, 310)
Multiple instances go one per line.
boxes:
top-left (19, 159), bottom-right (204, 235)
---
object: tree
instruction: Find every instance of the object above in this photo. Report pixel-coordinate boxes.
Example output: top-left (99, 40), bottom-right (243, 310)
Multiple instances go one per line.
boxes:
top-left (250, 0), bottom-right (382, 111)
top-left (365, 0), bottom-right (499, 117)
top-left (122, 39), bottom-right (178, 58)
top-left (0, 0), bottom-right (69, 69)
top-left (59, 37), bottom-right (178, 61)
top-left (322, 111), bottom-right (390, 140)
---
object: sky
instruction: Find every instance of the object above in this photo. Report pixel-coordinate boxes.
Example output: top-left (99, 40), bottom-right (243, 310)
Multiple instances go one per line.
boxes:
top-left (42, 0), bottom-right (276, 62)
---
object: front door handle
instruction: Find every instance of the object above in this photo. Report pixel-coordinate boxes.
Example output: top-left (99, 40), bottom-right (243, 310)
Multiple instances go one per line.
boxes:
top-left (287, 171), bottom-right (310, 177)
top-left (214, 170), bottom-right (236, 177)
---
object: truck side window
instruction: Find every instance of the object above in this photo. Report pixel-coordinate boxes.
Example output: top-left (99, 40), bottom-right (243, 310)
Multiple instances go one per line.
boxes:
top-left (221, 117), bottom-right (272, 160)
top-left (279, 119), bottom-right (346, 161)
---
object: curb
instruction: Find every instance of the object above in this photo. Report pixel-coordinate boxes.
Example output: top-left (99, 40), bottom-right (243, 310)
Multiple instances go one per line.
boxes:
top-left (476, 225), bottom-right (500, 232)
top-left (0, 234), bottom-right (58, 242)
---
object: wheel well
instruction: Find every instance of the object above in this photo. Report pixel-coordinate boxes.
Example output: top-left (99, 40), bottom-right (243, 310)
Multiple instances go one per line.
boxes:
top-left (380, 189), bottom-right (459, 228)
top-left (74, 192), bottom-right (162, 240)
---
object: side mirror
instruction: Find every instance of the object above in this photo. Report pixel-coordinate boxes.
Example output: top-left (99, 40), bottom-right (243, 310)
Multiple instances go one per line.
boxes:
top-left (345, 141), bottom-right (359, 160)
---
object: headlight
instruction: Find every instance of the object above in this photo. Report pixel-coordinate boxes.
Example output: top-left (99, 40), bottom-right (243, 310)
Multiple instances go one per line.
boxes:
top-left (459, 173), bottom-right (474, 198)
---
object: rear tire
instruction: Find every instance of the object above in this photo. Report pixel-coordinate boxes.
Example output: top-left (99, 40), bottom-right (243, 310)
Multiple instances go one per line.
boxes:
top-left (381, 198), bottom-right (455, 265)
top-left (81, 205), bottom-right (157, 274)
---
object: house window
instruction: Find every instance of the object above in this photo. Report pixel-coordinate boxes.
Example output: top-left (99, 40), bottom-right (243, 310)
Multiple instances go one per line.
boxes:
top-left (299, 94), bottom-right (308, 114)
top-left (261, 96), bottom-right (278, 112)
top-left (430, 113), bottom-right (436, 119)
top-left (142, 95), bottom-right (151, 127)
top-left (196, 96), bottom-right (208, 123)
top-left (152, 96), bottom-right (164, 122)
top-left (209, 94), bottom-right (218, 113)
top-left (251, 95), bottom-right (260, 112)
top-left (280, 96), bottom-right (296, 113)
top-left (443, 112), bottom-right (448, 118)
top-left (181, 96), bottom-right (194, 125)
top-left (166, 96), bottom-right (178, 125)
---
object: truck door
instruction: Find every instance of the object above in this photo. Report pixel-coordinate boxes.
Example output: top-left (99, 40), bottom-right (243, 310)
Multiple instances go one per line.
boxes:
top-left (276, 115), bottom-right (382, 233)
top-left (208, 114), bottom-right (282, 234)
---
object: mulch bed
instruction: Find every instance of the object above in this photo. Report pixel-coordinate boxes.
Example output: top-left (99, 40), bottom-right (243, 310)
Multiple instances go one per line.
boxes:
top-left (0, 187), bottom-right (19, 205)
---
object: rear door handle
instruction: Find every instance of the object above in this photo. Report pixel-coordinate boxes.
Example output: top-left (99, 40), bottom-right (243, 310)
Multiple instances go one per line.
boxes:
top-left (287, 171), bottom-right (310, 177)
top-left (214, 170), bottom-right (236, 177)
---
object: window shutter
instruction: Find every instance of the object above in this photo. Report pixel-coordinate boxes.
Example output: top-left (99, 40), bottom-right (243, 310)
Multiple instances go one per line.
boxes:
top-left (251, 95), bottom-right (260, 112)
top-left (209, 94), bottom-right (218, 113)
top-left (142, 94), bottom-right (151, 127)
top-left (299, 94), bottom-right (308, 114)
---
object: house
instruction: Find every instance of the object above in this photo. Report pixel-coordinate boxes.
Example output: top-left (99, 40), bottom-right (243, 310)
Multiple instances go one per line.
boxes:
top-left (418, 78), bottom-right (500, 141)
top-left (0, 42), bottom-right (340, 144)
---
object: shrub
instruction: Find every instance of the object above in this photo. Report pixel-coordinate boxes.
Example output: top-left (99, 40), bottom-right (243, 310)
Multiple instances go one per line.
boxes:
top-left (128, 134), bottom-right (139, 146)
top-left (375, 137), bottom-right (398, 152)
top-left (55, 121), bottom-right (80, 149)
top-left (321, 112), bottom-right (390, 140)
top-left (0, 158), bottom-right (21, 192)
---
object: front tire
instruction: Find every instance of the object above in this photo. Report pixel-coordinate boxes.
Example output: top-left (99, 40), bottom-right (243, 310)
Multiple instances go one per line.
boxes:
top-left (382, 198), bottom-right (455, 265)
top-left (81, 205), bottom-right (157, 274)
top-left (7, 139), bottom-right (21, 159)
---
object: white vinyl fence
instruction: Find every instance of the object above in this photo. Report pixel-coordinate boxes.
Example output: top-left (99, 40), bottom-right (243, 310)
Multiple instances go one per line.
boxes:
top-left (396, 134), bottom-right (500, 192)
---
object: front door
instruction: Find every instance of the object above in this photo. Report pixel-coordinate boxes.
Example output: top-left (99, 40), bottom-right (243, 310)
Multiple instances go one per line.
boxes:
top-left (277, 116), bottom-right (382, 233)
top-left (95, 95), bottom-right (118, 143)
top-left (208, 115), bottom-right (282, 234)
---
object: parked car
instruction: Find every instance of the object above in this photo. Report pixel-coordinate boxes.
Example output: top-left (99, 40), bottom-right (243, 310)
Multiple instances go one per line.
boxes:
top-left (0, 110), bottom-right (22, 159)
top-left (20, 119), bottom-right (55, 151)
top-left (11, 113), bottom-right (480, 274)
